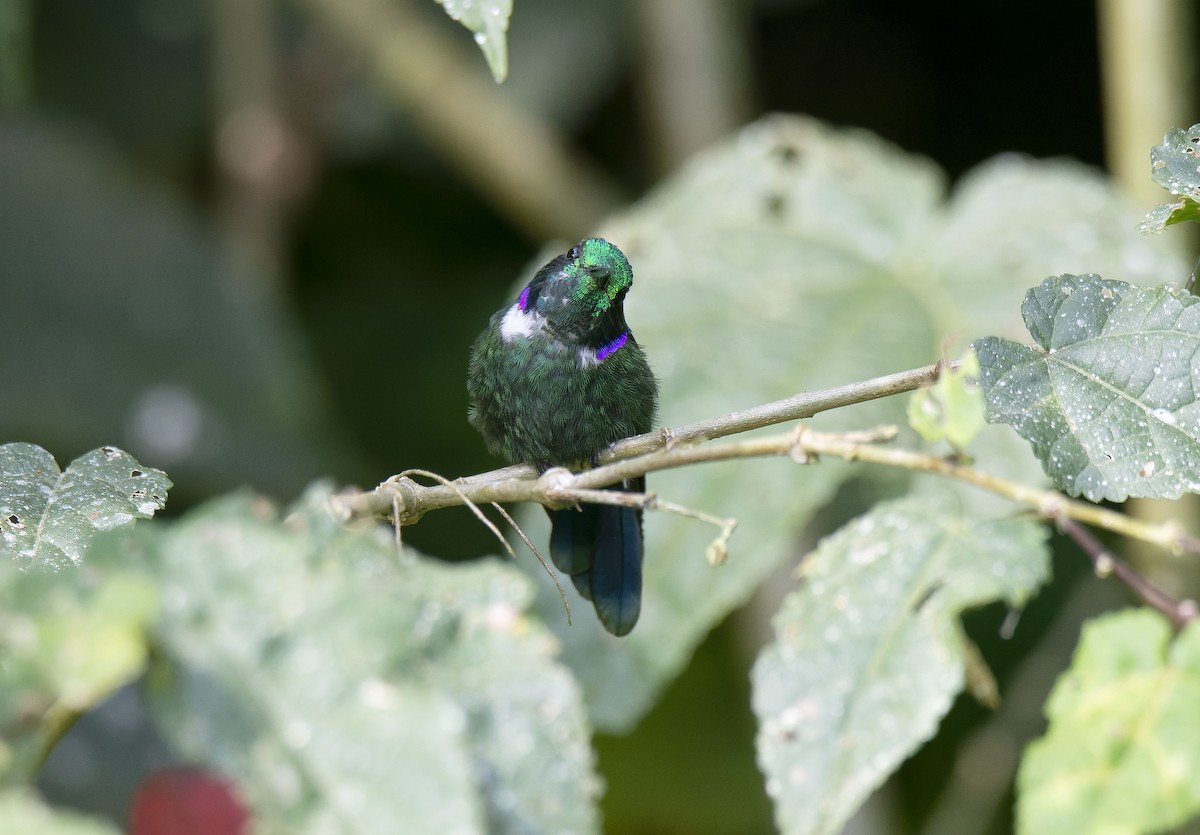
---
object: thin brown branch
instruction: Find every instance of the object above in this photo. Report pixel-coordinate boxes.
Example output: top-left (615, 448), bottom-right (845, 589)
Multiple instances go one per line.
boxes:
top-left (648, 497), bottom-right (737, 566)
top-left (335, 409), bottom-right (1200, 571)
top-left (330, 361), bottom-right (949, 523)
top-left (1057, 517), bottom-right (1198, 628)
top-left (792, 427), bottom-right (1200, 558)
top-left (331, 356), bottom-right (1200, 619)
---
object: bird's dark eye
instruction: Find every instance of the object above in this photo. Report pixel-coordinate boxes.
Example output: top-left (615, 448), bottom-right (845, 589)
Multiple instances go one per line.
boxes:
top-left (568, 245), bottom-right (581, 260)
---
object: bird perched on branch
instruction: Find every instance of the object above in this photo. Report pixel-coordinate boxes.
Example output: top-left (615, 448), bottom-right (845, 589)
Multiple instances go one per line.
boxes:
top-left (467, 238), bottom-right (658, 636)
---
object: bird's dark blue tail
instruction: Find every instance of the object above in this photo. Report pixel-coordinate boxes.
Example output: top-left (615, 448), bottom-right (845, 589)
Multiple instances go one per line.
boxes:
top-left (547, 479), bottom-right (644, 636)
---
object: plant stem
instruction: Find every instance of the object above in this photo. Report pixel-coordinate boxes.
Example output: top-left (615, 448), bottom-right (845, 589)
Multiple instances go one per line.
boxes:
top-left (336, 346), bottom-right (1191, 549)
top-left (335, 418), bottom-right (1200, 564)
top-left (790, 428), bottom-right (1200, 557)
top-left (1056, 517), bottom-right (1197, 627)
top-left (330, 361), bottom-right (948, 522)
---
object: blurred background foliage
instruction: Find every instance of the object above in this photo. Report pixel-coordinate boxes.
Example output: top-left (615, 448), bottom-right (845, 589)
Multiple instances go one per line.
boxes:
top-left (2, 0), bottom-right (1198, 832)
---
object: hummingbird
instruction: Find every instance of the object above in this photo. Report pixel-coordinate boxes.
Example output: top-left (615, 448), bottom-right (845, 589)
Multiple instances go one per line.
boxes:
top-left (467, 238), bottom-right (658, 636)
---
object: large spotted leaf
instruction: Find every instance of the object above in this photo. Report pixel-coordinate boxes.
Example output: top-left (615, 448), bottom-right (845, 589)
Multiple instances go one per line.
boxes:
top-left (752, 497), bottom-right (1049, 835)
top-left (975, 274), bottom-right (1200, 502)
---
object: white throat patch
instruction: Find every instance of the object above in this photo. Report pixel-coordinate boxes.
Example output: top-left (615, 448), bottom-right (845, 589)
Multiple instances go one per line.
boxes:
top-left (499, 302), bottom-right (542, 342)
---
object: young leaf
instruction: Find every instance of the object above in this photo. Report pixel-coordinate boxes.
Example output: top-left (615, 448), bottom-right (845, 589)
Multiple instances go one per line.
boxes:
top-left (435, 0), bottom-right (511, 82)
top-left (133, 487), bottom-right (598, 834)
top-left (753, 497), bottom-right (1050, 835)
top-left (1139, 123), bottom-right (1200, 234)
top-left (0, 443), bottom-right (170, 569)
top-left (907, 350), bottom-right (986, 449)
top-left (1017, 609), bottom-right (1200, 835)
top-left (975, 274), bottom-right (1200, 502)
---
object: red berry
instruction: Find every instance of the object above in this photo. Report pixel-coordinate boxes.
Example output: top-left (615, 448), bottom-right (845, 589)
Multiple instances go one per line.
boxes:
top-left (129, 767), bottom-right (249, 835)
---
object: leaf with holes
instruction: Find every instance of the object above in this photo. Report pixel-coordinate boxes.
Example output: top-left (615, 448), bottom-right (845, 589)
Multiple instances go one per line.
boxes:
top-left (974, 275), bottom-right (1200, 502)
top-left (0, 443), bottom-right (171, 569)
top-left (752, 497), bottom-right (1050, 835)
top-left (1017, 609), bottom-right (1200, 835)
top-left (1139, 123), bottom-right (1200, 234)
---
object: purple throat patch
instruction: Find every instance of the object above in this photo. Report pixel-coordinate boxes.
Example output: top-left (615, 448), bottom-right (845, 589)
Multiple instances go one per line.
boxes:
top-left (518, 286), bottom-right (531, 311)
top-left (596, 332), bottom-right (629, 361)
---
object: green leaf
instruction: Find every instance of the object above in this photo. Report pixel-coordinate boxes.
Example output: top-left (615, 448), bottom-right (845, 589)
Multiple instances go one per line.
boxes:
top-left (508, 115), bottom-right (1181, 732)
top-left (1139, 198), bottom-right (1200, 234)
top-left (1017, 609), bottom-right (1200, 835)
top-left (907, 350), bottom-right (986, 448)
top-left (132, 488), bottom-right (598, 834)
top-left (0, 444), bottom-right (162, 779)
top-left (0, 443), bottom-right (170, 569)
top-left (435, 0), bottom-right (511, 82)
top-left (1140, 123), bottom-right (1200, 233)
top-left (0, 543), bottom-right (158, 781)
top-left (974, 274), bottom-right (1200, 502)
top-left (752, 497), bottom-right (1050, 835)
top-left (0, 790), bottom-right (121, 835)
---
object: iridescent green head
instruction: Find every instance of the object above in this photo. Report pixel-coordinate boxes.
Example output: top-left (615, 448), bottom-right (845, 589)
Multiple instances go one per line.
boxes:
top-left (519, 238), bottom-right (635, 346)
top-left (565, 238), bottom-right (633, 319)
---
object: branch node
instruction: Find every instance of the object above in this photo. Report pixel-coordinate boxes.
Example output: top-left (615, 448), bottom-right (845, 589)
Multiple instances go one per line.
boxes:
top-left (1160, 518), bottom-right (1187, 554)
top-left (788, 425), bottom-right (814, 464)
top-left (647, 495), bottom-right (738, 565)
top-left (381, 476), bottom-right (423, 525)
top-left (705, 517), bottom-right (738, 566)
top-left (931, 357), bottom-right (948, 380)
top-left (1038, 494), bottom-right (1065, 518)
top-left (536, 467), bottom-right (577, 508)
